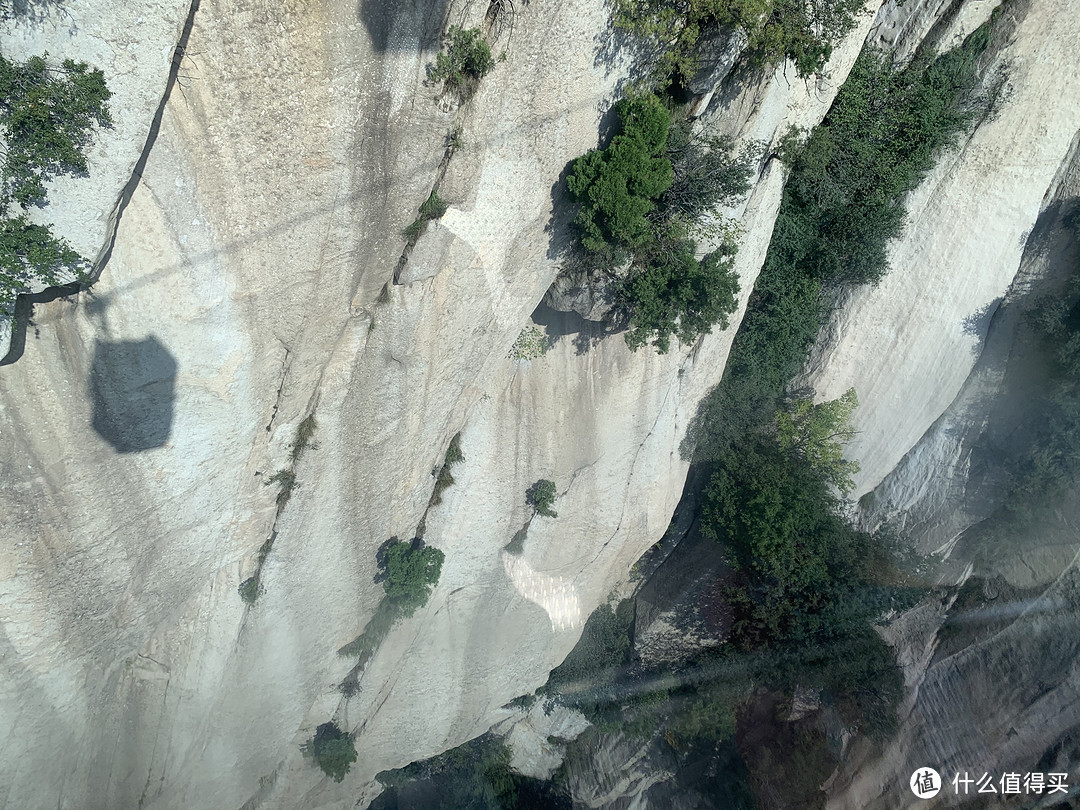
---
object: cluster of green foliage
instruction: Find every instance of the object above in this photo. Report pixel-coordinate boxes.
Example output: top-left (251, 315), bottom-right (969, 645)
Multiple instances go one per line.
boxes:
top-left (266, 468), bottom-right (297, 510)
top-left (430, 26), bottom-right (495, 98)
top-left (339, 538), bottom-right (445, 658)
top-left (0, 53), bottom-right (111, 303)
top-left (403, 188), bottom-right (449, 243)
top-left (373, 735), bottom-right (570, 810)
top-left (775, 387), bottom-right (860, 493)
top-left (997, 256), bottom-right (1080, 519)
top-left (702, 437), bottom-right (916, 650)
top-left (304, 721), bottom-right (358, 783)
top-left (238, 539), bottom-right (274, 605)
top-left (238, 575), bottom-right (261, 604)
top-left (291, 413), bottom-right (318, 462)
top-left (611, 0), bottom-right (864, 81)
top-left (508, 325), bottom-right (549, 361)
top-left (568, 93), bottom-right (674, 257)
top-left (432, 433), bottom-right (464, 505)
top-left (383, 538), bottom-right (446, 615)
top-left (774, 31), bottom-right (992, 288)
top-left (691, 22), bottom-right (996, 461)
top-left (622, 232), bottom-right (741, 352)
top-left (526, 479), bottom-right (558, 518)
top-left (567, 93), bottom-right (751, 352)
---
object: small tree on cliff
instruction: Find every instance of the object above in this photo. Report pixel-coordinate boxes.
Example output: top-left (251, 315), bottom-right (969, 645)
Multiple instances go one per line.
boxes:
top-left (0, 53), bottom-right (111, 302)
top-left (304, 722), bottom-right (358, 783)
top-left (429, 26), bottom-right (495, 98)
top-left (776, 387), bottom-right (860, 494)
top-left (382, 539), bottom-right (445, 616)
top-left (527, 479), bottom-right (558, 518)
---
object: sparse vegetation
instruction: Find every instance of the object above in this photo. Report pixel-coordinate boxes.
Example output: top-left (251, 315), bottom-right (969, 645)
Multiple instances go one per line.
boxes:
top-left (508, 325), bottom-right (548, 361)
top-left (611, 0), bottom-right (865, 81)
top-left (0, 53), bottom-right (111, 303)
top-left (403, 188), bottom-right (449, 243)
top-left (291, 413), bottom-right (317, 462)
top-left (266, 468), bottom-right (297, 510)
top-left (304, 721), bottom-right (357, 783)
top-left (430, 26), bottom-right (495, 98)
top-left (526, 479), bottom-right (558, 518)
top-left (431, 433), bottom-right (464, 505)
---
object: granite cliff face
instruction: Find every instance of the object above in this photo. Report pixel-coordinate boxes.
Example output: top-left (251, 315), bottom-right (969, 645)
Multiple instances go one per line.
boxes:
top-left (1, 0), bottom-right (1079, 808)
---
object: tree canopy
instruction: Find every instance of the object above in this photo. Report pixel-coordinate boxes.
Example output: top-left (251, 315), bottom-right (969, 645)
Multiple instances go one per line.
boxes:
top-left (611, 0), bottom-right (865, 81)
top-left (430, 26), bottom-right (495, 98)
top-left (308, 722), bottom-right (358, 783)
top-left (566, 93), bottom-right (751, 353)
top-left (383, 539), bottom-right (445, 616)
top-left (776, 387), bottom-right (860, 493)
top-left (567, 92), bottom-right (673, 258)
top-left (0, 53), bottom-right (111, 302)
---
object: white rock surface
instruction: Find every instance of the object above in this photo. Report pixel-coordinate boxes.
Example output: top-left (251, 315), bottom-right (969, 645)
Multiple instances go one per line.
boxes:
top-left (496, 700), bottom-right (590, 780)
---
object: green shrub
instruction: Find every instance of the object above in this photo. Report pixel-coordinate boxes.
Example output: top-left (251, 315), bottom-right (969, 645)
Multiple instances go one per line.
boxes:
top-left (266, 469), bottom-right (297, 510)
top-left (431, 433), bottom-right (464, 505)
top-left (306, 721), bottom-right (358, 783)
top-left (527, 479), bottom-right (558, 518)
top-left (403, 188), bottom-right (449, 242)
top-left (290, 412), bottom-right (317, 462)
top-left (567, 92), bottom-right (673, 258)
top-left (0, 53), bottom-right (111, 302)
top-left (621, 235), bottom-right (740, 353)
top-left (238, 576), bottom-right (261, 604)
top-left (508, 325), bottom-right (548, 361)
top-left (430, 26), bottom-right (495, 97)
top-left (611, 0), bottom-right (865, 80)
top-left (776, 36), bottom-right (991, 288)
top-left (383, 539), bottom-right (445, 616)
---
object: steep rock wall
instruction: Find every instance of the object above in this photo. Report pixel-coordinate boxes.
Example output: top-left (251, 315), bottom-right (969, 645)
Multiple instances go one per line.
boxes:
top-left (802, 0), bottom-right (1080, 498)
top-left (0, 2), bottom-right (885, 809)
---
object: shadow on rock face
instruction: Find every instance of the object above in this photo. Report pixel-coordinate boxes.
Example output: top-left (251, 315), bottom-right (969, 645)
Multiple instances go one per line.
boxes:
top-left (357, 0), bottom-right (448, 53)
top-left (90, 336), bottom-right (177, 453)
